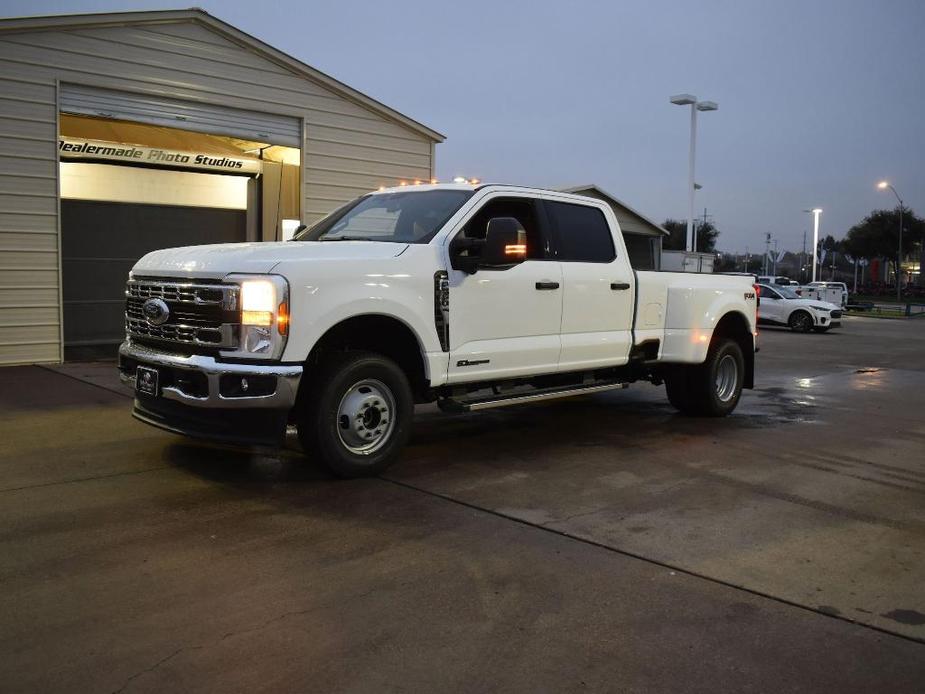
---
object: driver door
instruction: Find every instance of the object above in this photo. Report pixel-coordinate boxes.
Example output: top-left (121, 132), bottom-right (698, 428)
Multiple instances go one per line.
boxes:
top-left (446, 195), bottom-right (562, 384)
top-left (758, 284), bottom-right (783, 322)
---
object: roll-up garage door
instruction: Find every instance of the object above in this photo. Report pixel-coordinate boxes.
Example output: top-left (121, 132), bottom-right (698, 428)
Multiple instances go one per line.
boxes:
top-left (60, 84), bottom-right (301, 147)
top-left (61, 199), bottom-right (246, 355)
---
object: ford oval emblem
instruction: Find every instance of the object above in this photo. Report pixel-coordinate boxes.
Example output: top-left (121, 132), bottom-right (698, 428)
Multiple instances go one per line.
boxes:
top-left (142, 297), bottom-right (170, 326)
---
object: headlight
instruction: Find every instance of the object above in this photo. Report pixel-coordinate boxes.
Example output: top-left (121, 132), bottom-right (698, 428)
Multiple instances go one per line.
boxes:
top-left (241, 279), bottom-right (276, 327)
top-left (810, 305), bottom-right (829, 311)
top-left (223, 274), bottom-right (290, 360)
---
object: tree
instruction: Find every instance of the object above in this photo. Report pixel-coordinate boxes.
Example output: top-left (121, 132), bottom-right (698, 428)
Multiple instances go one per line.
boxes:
top-left (662, 218), bottom-right (719, 253)
top-left (842, 207), bottom-right (925, 284)
top-left (714, 253), bottom-right (738, 272)
top-left (820, 234), bottom-right (841, 253)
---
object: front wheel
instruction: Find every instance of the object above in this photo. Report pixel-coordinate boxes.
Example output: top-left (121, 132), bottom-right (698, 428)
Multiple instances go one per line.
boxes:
top-left (664, 338), bottom-right (745, 417)
top-left (297, 351), bottom-right (413, 477)
top-left (789, 310), bottom-right (814, 333)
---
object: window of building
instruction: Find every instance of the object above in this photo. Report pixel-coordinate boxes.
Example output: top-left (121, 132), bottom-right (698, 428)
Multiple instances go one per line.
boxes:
top-left (622, 233), bottom-right (659, 270)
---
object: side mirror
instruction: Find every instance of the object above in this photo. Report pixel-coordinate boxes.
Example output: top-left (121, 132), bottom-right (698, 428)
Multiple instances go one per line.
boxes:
top-left (481, 217), bottom-right (527, 267)
top-left (450, 217), bottom-right (527, 274)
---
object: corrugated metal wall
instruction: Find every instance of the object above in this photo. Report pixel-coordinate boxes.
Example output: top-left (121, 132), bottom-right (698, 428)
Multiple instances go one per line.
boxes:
top-left (0, 19), bottom-right (435, 365)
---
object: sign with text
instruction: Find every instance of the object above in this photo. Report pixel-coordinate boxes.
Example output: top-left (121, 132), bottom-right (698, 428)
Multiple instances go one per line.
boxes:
top-left (58, 137), bottom-right (262, 174)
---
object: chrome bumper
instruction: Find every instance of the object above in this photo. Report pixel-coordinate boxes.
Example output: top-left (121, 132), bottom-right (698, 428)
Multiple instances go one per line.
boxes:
top-left (118, 341), bottom-right (302, 409)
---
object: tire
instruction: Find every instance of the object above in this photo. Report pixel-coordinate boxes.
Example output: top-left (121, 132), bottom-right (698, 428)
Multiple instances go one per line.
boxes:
top-left (788, 310), bottom-right (814, 333)
top-left (812, 326), bottom-right (830, 333)
top-left (664, 338), bottom-right (745, 417)
top-left (297, 351), bottom-right (413, 478)
top-left (665, 365), bottom-right (694, 412)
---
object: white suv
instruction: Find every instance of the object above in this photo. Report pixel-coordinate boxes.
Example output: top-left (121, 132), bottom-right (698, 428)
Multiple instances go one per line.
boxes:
top-left (758, 283), bottom-right (842, 332)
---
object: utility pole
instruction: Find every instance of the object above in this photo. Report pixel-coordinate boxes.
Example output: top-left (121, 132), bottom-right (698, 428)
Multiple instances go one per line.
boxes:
top-left (772, 240), bottom-right (779, 276)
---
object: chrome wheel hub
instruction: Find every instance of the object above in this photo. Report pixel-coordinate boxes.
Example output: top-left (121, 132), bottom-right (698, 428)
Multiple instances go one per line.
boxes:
top-left (336, 379), bottom-right (395, 455)
top-left (715, 354), bottom-right (738, 403)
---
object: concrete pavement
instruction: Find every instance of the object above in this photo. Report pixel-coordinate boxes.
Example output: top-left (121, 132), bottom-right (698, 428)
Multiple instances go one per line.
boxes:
top-left (1, 315), bottom-right (924, 692)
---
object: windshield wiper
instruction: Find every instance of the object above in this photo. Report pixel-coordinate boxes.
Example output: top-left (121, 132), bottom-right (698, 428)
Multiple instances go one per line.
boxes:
top-left (319, 235), bottom-right (370, 242)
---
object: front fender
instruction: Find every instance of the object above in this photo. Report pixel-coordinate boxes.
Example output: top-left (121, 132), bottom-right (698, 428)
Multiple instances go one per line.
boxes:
top-left (276, 247), bottom-right (446, 380)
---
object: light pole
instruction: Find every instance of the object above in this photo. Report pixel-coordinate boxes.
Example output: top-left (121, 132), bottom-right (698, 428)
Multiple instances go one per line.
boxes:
top-left (877, 181), bottom-right (904, 302)
top-left (670, 94), bottom-right (718, 252)
top-left (803, 208), bottom-right (823, 282)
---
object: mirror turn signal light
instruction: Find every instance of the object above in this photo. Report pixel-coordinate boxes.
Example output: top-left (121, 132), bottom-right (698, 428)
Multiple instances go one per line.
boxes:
top-left (504, 244), bottom-right (527, 256)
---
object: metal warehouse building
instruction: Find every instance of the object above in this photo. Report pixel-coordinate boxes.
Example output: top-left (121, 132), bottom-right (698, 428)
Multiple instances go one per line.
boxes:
top-left (0, 9), bottom-right (443, 365)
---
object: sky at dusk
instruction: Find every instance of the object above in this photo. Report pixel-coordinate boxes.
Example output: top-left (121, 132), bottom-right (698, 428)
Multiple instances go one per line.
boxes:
top-left (3, 0), bottom-right (923, 253)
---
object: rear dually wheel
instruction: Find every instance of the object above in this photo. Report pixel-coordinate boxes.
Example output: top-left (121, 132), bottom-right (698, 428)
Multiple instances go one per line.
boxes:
top-left (665, 337), bottom-right (745, 417)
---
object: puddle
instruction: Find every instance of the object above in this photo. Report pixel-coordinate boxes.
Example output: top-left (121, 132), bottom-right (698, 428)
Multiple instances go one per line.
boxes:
top-left (881, 609), bottom-right (925, 626)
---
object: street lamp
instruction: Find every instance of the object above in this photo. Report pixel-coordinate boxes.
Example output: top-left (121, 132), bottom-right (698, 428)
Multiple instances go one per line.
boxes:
top-left (670, 94), bottom-right (718, 252)
top-left (803, 208), bottom-right (823, 282)
top-left (877, 180), bottom-right (904, 302)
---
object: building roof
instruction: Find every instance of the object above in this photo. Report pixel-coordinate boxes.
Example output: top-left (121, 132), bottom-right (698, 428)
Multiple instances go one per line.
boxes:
top-left (557, 184), bottom-right (668, 236)
top-left (0, 7), bottom-right (445, 143)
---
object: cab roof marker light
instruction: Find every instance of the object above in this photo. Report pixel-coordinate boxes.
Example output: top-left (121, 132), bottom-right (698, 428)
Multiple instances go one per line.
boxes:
top-left (453, 176), bottom-right (467, 184)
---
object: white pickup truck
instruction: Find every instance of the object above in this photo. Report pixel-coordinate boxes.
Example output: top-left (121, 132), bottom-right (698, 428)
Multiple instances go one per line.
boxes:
top-left (119, 184), bottom-right (758, 476)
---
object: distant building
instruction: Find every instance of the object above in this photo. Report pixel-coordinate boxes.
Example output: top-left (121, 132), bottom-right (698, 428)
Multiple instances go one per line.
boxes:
top-left (557, 185), bottom-right (667, 270)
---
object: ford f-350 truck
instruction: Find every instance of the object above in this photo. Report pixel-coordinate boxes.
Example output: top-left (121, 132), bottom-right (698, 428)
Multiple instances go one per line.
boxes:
top-left (119, 184), bottom-right (758, 476)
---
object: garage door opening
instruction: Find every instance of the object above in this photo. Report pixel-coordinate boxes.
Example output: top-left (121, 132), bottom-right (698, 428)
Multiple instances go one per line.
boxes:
top-left (58, 113), bottom-right (301, 360)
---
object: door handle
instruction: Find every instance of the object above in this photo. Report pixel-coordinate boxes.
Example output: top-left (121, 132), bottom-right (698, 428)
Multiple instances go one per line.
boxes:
top-left (610, 282), bottom-right (631, 290)
top-left (535, 281), bottom-right (560, 290)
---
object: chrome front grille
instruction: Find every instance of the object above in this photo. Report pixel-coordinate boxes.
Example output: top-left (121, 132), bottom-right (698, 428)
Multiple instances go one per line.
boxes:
top-left (126, 278), bottom-right (238, 309)
top-left (125, 278), bottom-right (239, 349)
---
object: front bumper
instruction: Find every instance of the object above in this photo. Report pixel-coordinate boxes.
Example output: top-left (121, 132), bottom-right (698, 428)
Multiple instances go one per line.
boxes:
top-left (815, 312), bottom-right (841, 329)
top-left (118, 341), bottom-right (302, 447)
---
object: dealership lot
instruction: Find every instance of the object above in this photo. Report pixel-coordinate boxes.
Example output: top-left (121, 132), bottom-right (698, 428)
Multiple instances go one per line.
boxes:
top-left (1, 316), bottom-right (924, 692)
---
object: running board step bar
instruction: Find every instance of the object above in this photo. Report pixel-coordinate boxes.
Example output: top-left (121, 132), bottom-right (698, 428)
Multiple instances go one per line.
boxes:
top-left (438, 381), bottom-right (628, 413)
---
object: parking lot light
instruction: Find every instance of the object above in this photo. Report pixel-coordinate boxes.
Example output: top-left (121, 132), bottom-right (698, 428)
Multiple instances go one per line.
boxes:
top-left (670, 94), bottom-right (718, 252)
top-left (877, 181), bottom-right (904, 302)
top-left (803, 208), bottom-right (823, 282)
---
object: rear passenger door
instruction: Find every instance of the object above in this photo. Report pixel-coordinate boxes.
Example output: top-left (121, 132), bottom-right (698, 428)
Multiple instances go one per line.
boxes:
top-left (544, 199), bottom-right (635, 372)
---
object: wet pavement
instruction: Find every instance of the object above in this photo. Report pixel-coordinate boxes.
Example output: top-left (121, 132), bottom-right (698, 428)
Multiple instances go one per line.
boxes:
top-left (1, 315), bottom-right (924, 692)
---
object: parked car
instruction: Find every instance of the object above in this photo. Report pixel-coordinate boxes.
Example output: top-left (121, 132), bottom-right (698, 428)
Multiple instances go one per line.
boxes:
top-left (757, 283), bottom-right (842, 332)
top-left (119, 183), bottom-right (759, 477)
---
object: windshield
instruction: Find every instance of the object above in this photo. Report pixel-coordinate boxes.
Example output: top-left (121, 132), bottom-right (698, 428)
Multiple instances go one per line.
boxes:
top-left (295, 190), bottom-right (474, 243)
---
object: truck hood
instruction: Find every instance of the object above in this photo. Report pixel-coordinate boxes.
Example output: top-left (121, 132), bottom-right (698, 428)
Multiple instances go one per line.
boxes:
top-left (132, 241), bottom-right (410, 278)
